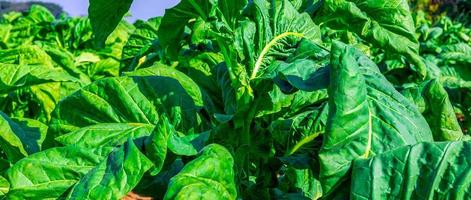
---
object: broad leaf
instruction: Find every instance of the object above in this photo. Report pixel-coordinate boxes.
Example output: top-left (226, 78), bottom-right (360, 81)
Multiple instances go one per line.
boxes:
top-left (164, 144), bottom-right (237, 200)
top-left (50, 75), bottom-right (205, 143)
top-left (401, 79), bottom-right (465, 141)
top-left (122, 17), bottom-right (161, 70)
top-left (242, 0), bottom-right (322, 79)
top-left (55, 123), bottom-right (155, 147)
top-left (352, 141), bottom-right (471, 200)
top-left (0, 45), bottom-right (53, 66)
top-left (158, 0), bottom-right (216, 58)
top-left (144, 116), bottom-right (171, 175)
top-left (88, 0), bottom-right (134, 47)
top-left (6, 146), bottom-right (112, 199)
top-left (0, 113), bottom-right (47, 162)
top-left (67, 139), bottom-right (153, 200)
top-left (315, 0), bottom-right (425, 77)
top-left (319, 41), bottom-right (433, 195)
top-left (0, 64), bottom-right (77, 94)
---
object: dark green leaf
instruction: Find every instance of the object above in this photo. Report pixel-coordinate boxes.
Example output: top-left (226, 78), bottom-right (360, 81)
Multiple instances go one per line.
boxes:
top-left (352, 141), bottom-right (471, 200)
top-left (88, 0), bottom-right (134, 47)
top-left (319, 41), bottom-right (433, 195)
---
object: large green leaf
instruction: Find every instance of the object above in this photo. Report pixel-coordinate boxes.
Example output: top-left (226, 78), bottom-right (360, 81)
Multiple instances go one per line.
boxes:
top-left (315, 0), bottom-right (425, 77)
top-left (164, 144), bottom-right (237, 200)
top-left (0, 45), bottom-right (53, 66)
top-left (5, 146), bottom-right (112, 199)
top-left (352, 141), bottom-right (471, 200)
top-left (319, 41), bottom-right (433, 195)
top-left (50, 74), bottom-right (205, 147)
top-left (0, 113), bottom-right (47, 162)
top-left (67, 139), bottom-right (153, 200)
top-left (88, 0), bottom-right (134, 47)
top-left (124, 64), bottom-right (204, 107)
top-left (55, 123), bottom-right (155, 147)
top-left (0, 64), bottom-right (77, 94)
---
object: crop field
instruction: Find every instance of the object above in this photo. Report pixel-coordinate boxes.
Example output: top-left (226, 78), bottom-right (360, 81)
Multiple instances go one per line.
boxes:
top-left (0, 0), bottom-right (470, 199)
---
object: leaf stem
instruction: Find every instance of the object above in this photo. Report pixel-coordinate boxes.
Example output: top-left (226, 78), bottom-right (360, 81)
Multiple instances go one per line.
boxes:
top-left (288, 131), bottom-right (322, 155)
top-left (250, 32), bottom-right (304, 79)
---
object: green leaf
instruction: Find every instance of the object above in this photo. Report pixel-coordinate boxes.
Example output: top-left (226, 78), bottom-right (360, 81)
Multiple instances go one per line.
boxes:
top-left (167, 131), bottom-right (198, 156)
top-left (164, 144), bottom-right (237, 200)
top-left (6, 146), bottom-right (112, 199)
top-left (315, 0), bottom-right (425, 78)
top-left (158, 0), bottom-right (216, 58)
top-left (144, 116), bottom-right (171, 175)
top-left (55, 123), bottom-right (155, 147)
top-left (122, 17), bottom-right (161, 70)
top-left (67, 139), bottom-right (153, 200)
top-left (275, 167), bottom-right (323, 200)
top-left (0, 64), bottom-right (77, 94)
top-left (125, 64), bottom-right (204, 107)
top-left (0, 113), bottom-right (47, 162)
top-left (401, 79), bottom-right (465, 141)
top-left (50, 75), bottom-right (205, 147)
top-left (0, 176), bottom-right (9, 198)
top-left (319, 41), bottom-right (433, 195)
top-left (352, 141), bottom-right (471, 200)
top-left (0, 45), bottom-right (53, 66)
top-left (88, 0), bottom-right (134, 47)
top-left (269, 103), bottom-right (328, 155)
top-left (218, 0), bottom-right (247, 29)
top-left (266, 59), bottom-right (329, 93)
top-left (243, 0), bottom-right (322, 79)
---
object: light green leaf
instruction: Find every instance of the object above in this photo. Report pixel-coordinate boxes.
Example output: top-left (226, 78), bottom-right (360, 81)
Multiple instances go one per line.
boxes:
top-left (319, 41), bottom-right (433, 195)
top-left (55, 123), bottom-right (155, 147)
top-left (0, 64), bottom-right (77, 94)
top-left (50, 75), bottom-right (205, 144)
top-left (167, 131), bottom-right (198, 156)
top-left (164, 144), bottom-right (237, 200)
top-left (0, 176), bottom-right (9, 198)
top-left (6, 146), bottom-right (113, 199)
top-left (0, 45), bottom-right (53, 66)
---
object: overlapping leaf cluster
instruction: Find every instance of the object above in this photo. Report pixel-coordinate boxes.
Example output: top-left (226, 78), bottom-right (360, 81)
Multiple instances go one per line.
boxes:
top-left (0, 0), bottom-right (470, 199)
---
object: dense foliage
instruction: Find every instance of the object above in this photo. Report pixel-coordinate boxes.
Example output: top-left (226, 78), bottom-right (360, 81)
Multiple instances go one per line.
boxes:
top-left (0, 0), bottom-right (470, 199)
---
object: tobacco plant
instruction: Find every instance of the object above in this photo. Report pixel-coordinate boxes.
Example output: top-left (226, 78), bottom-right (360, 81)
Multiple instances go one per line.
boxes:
top-left (0, 0), bottom-right (470, 199)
